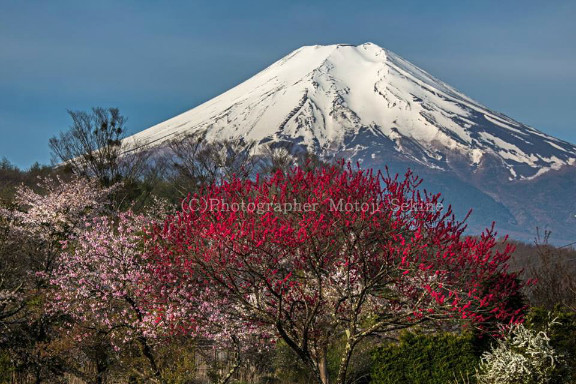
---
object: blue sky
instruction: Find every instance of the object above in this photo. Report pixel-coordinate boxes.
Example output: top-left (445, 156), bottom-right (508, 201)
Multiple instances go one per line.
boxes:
top-left (1, 0), bottom-right (575, 168)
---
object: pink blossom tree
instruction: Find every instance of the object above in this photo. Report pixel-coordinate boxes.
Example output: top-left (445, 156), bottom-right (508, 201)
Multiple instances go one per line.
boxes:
top-left (49, 211), bottom-right (167, 382)
top-left (2, 175), bottom-right (115, 280)
top-left (50, 203), bottom-right (255, 384)
top-left (0, 175), bottom-right (116, 381)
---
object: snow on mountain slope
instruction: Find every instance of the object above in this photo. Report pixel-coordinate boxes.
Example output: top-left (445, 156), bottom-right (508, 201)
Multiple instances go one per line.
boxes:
top-left (127, 42), bottom-right (576, 180)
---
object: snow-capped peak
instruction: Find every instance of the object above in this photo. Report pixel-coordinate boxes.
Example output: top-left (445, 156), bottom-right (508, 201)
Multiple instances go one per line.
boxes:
top-left (126, 42), bottom-right (576, 180)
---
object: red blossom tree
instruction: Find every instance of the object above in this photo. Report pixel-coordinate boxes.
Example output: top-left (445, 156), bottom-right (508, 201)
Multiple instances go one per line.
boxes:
top-left (148, 164), bottom-right (525, 384)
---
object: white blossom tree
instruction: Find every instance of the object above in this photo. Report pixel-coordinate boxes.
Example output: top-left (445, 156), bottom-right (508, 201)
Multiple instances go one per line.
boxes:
top-left (477, 321), bottom-right (565, 384)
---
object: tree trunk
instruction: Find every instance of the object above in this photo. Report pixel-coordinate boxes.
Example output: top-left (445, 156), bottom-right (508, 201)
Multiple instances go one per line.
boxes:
top-left (318, 348), bottom-right (330, 384)
top-left (138, 336), bottom-right (164, 384)
top-left (336, 339), bottom-right (353, 384)
top-left (218, 336), bottom-right (241, 384)
top-left (95, 358), bottom-right (107, 384)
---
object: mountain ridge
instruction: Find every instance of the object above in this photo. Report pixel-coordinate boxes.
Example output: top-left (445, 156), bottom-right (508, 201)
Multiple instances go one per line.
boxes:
top-left (128, 42), bottom-right (576, 181)
top-left (125, 42), bottom-right (576, 243)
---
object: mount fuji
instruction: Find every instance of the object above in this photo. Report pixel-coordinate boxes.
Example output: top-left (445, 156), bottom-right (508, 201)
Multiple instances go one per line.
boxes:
top-left (126, 43), bottom-right (576, 243)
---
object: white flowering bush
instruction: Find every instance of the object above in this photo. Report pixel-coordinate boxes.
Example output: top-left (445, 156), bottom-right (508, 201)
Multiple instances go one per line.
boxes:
top-left (477, 321), bottom-right (565, 384)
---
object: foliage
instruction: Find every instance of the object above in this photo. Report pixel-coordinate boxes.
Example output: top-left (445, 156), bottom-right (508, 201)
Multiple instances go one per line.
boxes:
top-left (371, 331), bottom-right (481, 384)
top-left (477, 321), bottom-right (566, 384)
top-left (272, 337), bottom-right (371, 384)
top-left (272, 340), bottom-right (314, 384)
top-left (526, 231), bottom-right (576, 310)
top-left (0, 158), bottom-right (56, 203)
top-left (148, 164), bottom-right (525, 384)
top-left (154, 338), bottom-right (197, 384)
top-left (0, 350), bottom-right (12, 384)
top-left (527, 306), bottom-right (576, 381)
